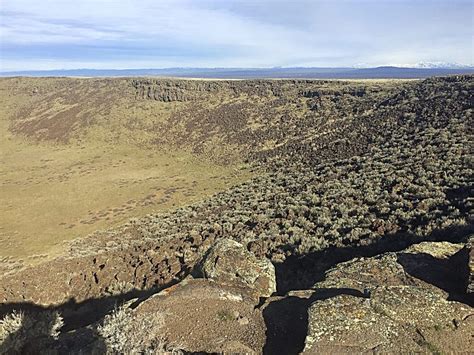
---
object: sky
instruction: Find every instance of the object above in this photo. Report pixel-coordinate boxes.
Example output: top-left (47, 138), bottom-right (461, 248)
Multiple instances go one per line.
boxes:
top-left (0, 0), bottom-right (472, 71)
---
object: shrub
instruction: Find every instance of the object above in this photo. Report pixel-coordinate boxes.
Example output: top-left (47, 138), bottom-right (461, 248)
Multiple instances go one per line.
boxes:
top-left (0, 310), bottom-right (63, 353)
top-left (97, 306), bottom-right (181, 354)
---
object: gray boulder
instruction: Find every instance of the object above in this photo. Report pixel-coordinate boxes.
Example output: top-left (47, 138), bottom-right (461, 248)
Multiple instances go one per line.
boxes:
top-left (197, 239), bottom-right (276, 298)
top-left (303, 242), bottom-right (473, 354)
top-left (134, 278), bottom-right (266, 354)
top-left (467, 235), bottom-right (474, 293)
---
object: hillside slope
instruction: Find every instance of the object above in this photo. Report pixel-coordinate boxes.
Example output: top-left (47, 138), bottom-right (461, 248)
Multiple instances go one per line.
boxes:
top-left (0, 76), bottom-right (403, 265)
top-left (0, 75), bottom-right (473, 353)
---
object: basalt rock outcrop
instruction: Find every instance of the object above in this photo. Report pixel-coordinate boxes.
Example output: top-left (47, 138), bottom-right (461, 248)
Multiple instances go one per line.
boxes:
top-left (303, 242), bottom-right (474, 353)
top-left (131, 79), bottom-right (295, 102)
top-left (133, 278), bottom-right (267, 353)
top-left (1, 239), bottom-right (473, 354)
top-left (197, 239), bottom-right (276, 298)
top-left (467, 235), bottom-right (474, 294)
top-left (0, 237), bottom-right (274, 354)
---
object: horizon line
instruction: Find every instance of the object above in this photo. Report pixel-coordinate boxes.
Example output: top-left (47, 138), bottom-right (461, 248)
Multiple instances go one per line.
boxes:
top-left (2, 65), bottom-right (474, 73)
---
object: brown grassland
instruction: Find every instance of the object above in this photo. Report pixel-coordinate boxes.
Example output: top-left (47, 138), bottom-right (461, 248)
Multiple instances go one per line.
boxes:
top-left (0, 77), bottom-right (252, 265)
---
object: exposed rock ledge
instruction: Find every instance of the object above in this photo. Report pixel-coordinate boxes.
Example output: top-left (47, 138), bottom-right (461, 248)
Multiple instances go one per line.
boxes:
top-left (302, 241), bottom-right (473, 354)
top-left (1, 240), bottom-right (473, 354)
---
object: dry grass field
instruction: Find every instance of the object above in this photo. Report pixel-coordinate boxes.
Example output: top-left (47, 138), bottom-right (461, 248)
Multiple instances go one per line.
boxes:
top-left (0, 78), bottom-right (252, 265)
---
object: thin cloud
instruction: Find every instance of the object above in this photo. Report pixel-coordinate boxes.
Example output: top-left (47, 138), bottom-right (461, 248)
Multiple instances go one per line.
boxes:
top-left (0, 0), bottom-right (472, 70)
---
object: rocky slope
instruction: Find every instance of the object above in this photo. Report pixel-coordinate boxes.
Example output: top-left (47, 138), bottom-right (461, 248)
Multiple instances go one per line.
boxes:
top-left (1, 239), bottom-right (472, 354)
top-left (0, 75), bottom-right (473, 353)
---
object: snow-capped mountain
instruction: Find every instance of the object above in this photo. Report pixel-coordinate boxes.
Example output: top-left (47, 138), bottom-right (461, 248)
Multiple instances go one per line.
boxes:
top-left (406, 62), bottom-right (473, 69)
top-left (353, 62), bottom-right (473, 69)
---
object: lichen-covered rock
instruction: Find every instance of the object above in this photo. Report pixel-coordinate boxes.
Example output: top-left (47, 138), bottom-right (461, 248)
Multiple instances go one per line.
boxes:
top-left (314, 253), bottom-right (416, 292)
top-left (467, 236), bottom-right (474, 294)
top-left (303, 286), bottom-right (473, 354)
top-left (304, 293), bottom-right (409, 353)
top-left (403, 241), bottom-right (464, 259)
top-left (197, 239), bottom-right (276, 298)
top-left (303, 242), bottom-right (474, 353)
top-left (317, 241), bottom-right (467, 297)
top-left (133, 278), bottom-right (266, 354)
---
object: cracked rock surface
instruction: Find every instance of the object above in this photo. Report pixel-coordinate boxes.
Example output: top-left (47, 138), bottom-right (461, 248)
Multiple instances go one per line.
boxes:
top-left (197, 238), bottom-right (276, 298)
top-left (303, 242), bottom-right (474, 354)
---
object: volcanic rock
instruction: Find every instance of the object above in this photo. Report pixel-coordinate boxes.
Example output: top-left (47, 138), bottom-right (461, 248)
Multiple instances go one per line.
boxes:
top-left (467, 235), bottom-right (474, 294)
top-left (133, 278), bottom-right (266, 353)
top-left (303, 242), bottom-right (474, 353)
top-left (197, 239), bottom-right (276, 298)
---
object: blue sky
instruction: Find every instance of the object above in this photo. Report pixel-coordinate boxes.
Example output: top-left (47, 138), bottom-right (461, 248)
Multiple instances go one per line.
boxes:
top-left (0, 0), bottom-right (472, 71)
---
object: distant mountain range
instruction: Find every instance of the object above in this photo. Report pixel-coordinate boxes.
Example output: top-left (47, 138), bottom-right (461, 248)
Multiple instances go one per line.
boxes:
top-left (1, 66), bottom-right (473, 79)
